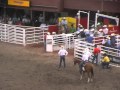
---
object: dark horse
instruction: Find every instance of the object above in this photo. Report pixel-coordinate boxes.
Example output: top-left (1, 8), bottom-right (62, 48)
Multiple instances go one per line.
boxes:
top-left (74, 58), bottom-right (94, 83)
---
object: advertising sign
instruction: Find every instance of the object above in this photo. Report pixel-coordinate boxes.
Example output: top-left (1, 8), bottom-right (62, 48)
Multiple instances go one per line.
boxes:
top-left (8, 0), bottom-right (30, 7)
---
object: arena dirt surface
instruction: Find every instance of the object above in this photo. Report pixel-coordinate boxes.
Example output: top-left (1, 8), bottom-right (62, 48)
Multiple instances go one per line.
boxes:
top-left (0, 41), bottom-right (120, 90)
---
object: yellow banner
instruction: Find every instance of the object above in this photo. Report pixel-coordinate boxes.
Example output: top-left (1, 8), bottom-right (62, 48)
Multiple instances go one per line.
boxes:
top-left (8, 0), bottom-right (30, 7)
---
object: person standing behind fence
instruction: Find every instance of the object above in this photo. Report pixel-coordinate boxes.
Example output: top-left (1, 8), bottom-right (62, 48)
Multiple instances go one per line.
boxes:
top-left (110, 33), bottom-right (116, 48)
top-left (58, 46), bottom-right (68, 70)
top-left (60, 17), bottom-right (68, 34)
top-left (92, 45), bottom-right (101, 65)
top-left (102, 25), bottom-right (108, 36)
top-left (85, 34), bottom-right (94, 43)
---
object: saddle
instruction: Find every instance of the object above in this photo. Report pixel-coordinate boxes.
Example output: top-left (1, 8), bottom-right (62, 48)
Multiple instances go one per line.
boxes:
top-left (82, 61), bottom-right (89, 71)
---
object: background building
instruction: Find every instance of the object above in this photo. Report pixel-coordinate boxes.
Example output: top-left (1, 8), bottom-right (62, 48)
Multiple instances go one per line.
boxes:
top-left (0, 0), bottom-right (120, 26)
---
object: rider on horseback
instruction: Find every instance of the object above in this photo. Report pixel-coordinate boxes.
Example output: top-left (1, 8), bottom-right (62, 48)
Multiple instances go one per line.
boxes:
top-left (79, 48), bottom-right (92, 73)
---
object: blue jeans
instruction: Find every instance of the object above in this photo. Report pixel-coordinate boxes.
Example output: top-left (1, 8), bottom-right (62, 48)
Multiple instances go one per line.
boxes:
top-left (102, 62), bottom-right (109, 69)
top-left (59, 55), bottom-right (66, 68)
top-left (79, 61), bottom-right (85, 74)
top-left (92, 54), bottom-right (98, 64)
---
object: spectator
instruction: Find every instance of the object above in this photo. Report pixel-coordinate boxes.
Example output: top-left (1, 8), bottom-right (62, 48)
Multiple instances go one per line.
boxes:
top-left (102, 37), bottom-right (107, 46)
top-left (110, 33), bottom-right (117, 48)
top-left (38, 14), bottom-right (44, 25)
top-left (84, 29), bottom-right (90, 36)
top-left (102, 25), bottom-right (108, 36)
top-left (8, 18), bottom-right (13, 25)
top-left (85, 34), bottom-right (94, 43)
top-left (98, 29), bottom-right (104, 36)
top-left (89, 25), bottom-right (95, 37)
top-left (75, 24), bottom-right (84, 37)
top-left (106, 36), bottom-right (111, 47)
top-left (60, 17), bottom-right (68, 34)
top-left (69, 24), bottom-right (76, 33)
top-left (80, 29), bottom-right (86, 38)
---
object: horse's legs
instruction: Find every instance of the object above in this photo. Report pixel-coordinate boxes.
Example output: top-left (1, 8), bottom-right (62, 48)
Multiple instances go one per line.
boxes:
top-left (79, 70), bottom-right (83, 80)
top-left (87, 73), bottom-right (90, 83)
top-left (87, 77), bottom-right (90, 83)
top-left (89, 72), bottom-right (94, 82)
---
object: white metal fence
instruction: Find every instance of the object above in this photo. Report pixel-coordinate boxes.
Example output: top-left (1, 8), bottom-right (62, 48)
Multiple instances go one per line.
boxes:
top-left (0, 23), bottom-right (48, 46)
top-left (74, 39), bottom-right (94, 61)
top-left (100, 45), bottom-right (120, 63)
top-left (52, 34), bottom-right (78, 51)
top-left (74, 39), bottom-right (120, 65)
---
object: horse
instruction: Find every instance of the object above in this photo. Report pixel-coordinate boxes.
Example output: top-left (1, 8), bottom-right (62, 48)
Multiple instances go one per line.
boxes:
top-left (73, 58), bottom-right (94, 83)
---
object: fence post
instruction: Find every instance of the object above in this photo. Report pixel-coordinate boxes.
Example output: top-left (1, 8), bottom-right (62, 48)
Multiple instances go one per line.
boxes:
top-left (34, 27), bottom-right (35, 43)
top-left (5, 24), bottom-right (7, 42)
top-left (23, 29), bottom-right (26, 46)
top-left (14, 26), bottom-right (16, 44)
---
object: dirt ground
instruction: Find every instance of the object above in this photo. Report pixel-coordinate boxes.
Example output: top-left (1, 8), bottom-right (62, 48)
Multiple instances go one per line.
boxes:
top-left (0, 42), bottom-right (120, 90)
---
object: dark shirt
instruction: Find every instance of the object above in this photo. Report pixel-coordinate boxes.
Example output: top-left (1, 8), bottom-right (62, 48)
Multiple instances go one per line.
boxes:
top-left (85, 36), bottom-right (94, 43)
top-left (110, 36), bottom-right (116, 47)
top-left (80, 31), bottom-right (86, 38)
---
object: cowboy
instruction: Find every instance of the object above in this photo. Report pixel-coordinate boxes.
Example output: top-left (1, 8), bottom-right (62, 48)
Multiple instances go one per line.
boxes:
top-left (106, 36), bottom-right (111, 47)
top-left (92, 45), bottom-right (101, 65)
top-left (102, 25), bottom-right (108, 36)
top-left (89, 25), bottom-right (95, 36)
top-left (75, 24), bottom-right (84, 37)
top-left (69, 24), bottom-right (76, 33)
top-left (101, 53), bottom-right (110, 69)
top-left (79, 48), bottom-right (91, 73)
top-left (60, 17), bottom-right (68, 33)
top-left (110, 33), bottom-right (117, 48)
top-left (85, 34), bottom-right (94, 43)
top-left (58, 46), bottom-right (68, 69)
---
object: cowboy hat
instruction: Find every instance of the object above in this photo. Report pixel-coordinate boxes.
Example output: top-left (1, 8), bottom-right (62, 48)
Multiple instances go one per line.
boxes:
top-left (47, 32), bottom-right (50, 35)
top-left (106, 36), bottom-right (110, 39)
top-left (91, 25), bottom-right (95, 27)
top-left (111, 33), bottom-right (115, 36)
top-left (103, 25), bottom-right (107, 27)
top-left (62, 17), bottom-right (66, 19)
top-left (90, 28), bottom-right (95, 31)
top-left (99, 29), bottom-right (103, 32)
top-left (52, 32), bottom-right (56, 35)
top-left (97, 23), bottom-right (100, 25)
top-left (61, 45), bottom-right (64, 48)
top-left (78, 24), bottom-right (83, 27)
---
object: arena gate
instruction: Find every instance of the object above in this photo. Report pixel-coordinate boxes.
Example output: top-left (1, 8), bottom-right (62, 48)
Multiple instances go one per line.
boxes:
top-left (0, 23), bottom-right (48, 46)
top-left (50, 34), bottom-right (78, 51)
top-left (74, 36), bottom-right (120, 66)
top-left (74, 39), bottom-right (95, 62)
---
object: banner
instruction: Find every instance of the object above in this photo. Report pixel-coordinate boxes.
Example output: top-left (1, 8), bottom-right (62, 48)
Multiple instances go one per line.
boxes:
top-left (8, 0), bottom-right (30, 7)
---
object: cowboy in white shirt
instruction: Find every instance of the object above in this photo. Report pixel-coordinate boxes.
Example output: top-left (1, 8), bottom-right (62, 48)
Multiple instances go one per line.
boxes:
top-left (60, 17), bottom-right (68, 33)
top-left (79, 48), bottom-right (91, 73)
top-left (58, 46), bottom-right (68, 69)
top-left (82, 48), bottom-right (91, 61)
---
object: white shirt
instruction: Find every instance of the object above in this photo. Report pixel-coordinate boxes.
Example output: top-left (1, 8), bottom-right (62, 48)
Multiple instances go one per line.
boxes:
top-left (82, 52), bottom-right (91, 61)
top-left (103, 28), bottom-right (108, 35)
top-left (61, 20), bottom-right (67, 26)
top-left (58, 49), bottom-right (68, 56)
